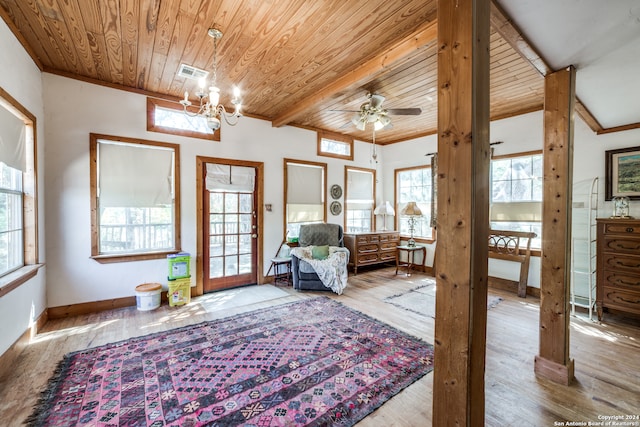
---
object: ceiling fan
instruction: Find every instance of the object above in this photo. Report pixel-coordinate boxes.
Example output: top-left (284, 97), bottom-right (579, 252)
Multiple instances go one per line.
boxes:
top-left (334, 92), bottom-right (422, 131)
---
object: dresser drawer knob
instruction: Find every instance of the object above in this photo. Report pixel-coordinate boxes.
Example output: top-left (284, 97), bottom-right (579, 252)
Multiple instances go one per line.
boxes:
top-left (626, 227), bottom-right (634, 233)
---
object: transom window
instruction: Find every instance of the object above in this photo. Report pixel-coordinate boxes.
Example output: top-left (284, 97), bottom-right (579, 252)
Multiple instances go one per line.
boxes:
top-left (395, 166), bottom-right (434, 241)
top-left (90, 134), bottom-right (180, 261)
top-left (147, 98), bottom-right (220, 141)
top-left (490, 151), bottom-right (543, 248)
top-left (317, 131), bottom-right (353, 160)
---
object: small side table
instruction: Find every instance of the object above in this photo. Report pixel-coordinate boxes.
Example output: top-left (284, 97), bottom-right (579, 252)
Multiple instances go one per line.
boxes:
top-left (269, 257), bottom-right (292, 286)
top-left (396, 245), bottom-right (426, 276)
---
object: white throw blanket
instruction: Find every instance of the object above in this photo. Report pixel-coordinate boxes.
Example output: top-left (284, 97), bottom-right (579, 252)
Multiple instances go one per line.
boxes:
top-left (290, 246), bottom-right (349, 295)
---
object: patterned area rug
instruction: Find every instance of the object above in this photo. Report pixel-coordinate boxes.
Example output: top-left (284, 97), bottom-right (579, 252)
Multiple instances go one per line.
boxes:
top-left (384, 278), bottom-right (503, 318)
top-left (27, 297), bottom-right (433, 427)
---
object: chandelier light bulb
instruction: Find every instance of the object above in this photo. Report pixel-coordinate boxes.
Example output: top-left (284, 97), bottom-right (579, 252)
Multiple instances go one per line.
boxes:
top-left (209, 86), bottom-right (221, 107)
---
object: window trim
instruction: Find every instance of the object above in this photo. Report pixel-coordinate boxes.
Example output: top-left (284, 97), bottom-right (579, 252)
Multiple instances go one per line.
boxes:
top-left (0, 86), bottom-right (40, 294)
top-left (89, 133), bottom-right (181, 263)
top-left (394, 164), bottom-right (436, 244)
top-left (317, 130), bottom-right (354, 161)
top-left (491, 149), bottom-right (542, 161)
top-left (344, 166), bottom-right (376, 233)
top-left (283, 158), bottom-right (327, 239)
top-left (147, 97), bottom-right (220, 141)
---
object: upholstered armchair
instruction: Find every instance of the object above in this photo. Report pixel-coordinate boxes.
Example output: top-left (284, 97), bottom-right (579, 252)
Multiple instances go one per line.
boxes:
top-left (290, 223), bottom-right (350, 293)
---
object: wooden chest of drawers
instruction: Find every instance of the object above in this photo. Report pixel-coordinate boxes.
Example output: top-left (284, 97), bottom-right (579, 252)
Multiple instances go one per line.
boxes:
top-left (596, 218), bottom-right (640, 320)
top-left (344, 231), bottom-right (399, 274)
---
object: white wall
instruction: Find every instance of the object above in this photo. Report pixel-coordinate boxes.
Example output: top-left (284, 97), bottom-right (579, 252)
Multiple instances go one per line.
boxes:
top-left (0, 20), bottom-right (47, 356)
top-left (381, 109), bottom-right (640, 288)
top-left (42, 74), bottom-right (379, 307)
top-left (4, 11), bottom-right (640, 357)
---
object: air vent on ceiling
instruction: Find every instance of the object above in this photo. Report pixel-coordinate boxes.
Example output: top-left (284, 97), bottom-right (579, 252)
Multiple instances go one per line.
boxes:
top-left (177, 64), bottom-right (209, 80)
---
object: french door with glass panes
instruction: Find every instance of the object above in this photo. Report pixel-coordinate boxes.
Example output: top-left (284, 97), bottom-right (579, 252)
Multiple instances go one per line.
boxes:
top-left (203, 166), bottom-right (258, 292)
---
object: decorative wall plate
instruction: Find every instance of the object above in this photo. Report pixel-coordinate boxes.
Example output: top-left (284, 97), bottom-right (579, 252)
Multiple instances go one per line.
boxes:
top-left (330, 201), bottom-right (342, 215)
top-left (330, 184), bottom-right (342, 199)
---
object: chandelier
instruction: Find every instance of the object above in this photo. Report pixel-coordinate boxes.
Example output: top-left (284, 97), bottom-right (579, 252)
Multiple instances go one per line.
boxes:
top-left (180, 28), bottom-right (242, 132)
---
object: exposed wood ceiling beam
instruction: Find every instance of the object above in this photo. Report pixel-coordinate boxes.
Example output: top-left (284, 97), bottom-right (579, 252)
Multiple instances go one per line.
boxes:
top-left (489, 0), bottom-right (604, 134)
top-left (489, 1), bottom-right (550, 76)
top-left (271, 19), bottom-right (438, 128)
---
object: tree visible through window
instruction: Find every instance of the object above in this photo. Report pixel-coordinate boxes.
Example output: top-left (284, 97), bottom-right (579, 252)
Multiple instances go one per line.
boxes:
top-left (395, 166), bottom-right (434, 241)
top-left (490, 151), bottom-right (543, 248)
top-left (0, 162), bottom-right (23, 275)
top-left (0, 90), bottom-right (36, 280)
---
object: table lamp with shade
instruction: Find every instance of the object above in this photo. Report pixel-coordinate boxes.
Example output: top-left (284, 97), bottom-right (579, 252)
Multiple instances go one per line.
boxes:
top-left (401, 201), bottom-right (423, 247)
top-left (374, 201), bottom-right (395, 231)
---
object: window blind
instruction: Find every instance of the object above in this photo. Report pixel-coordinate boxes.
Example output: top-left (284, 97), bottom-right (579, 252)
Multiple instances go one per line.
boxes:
top-left (206, 163), bottom-right (255, 192)
top-left (287, 163), bottom-right (324, 223)
top-left (490, 201), bottom-right (542, 222)
top-left (347, 169), bottom-right (373, 209)
top-left (98, 141), bottom-right (174, 207)
top-left (0, 105), bottom-right (26, 172)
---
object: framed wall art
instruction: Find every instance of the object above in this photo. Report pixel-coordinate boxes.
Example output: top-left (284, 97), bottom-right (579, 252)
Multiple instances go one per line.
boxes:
top-left (605, 146), bottom-right (640, 200)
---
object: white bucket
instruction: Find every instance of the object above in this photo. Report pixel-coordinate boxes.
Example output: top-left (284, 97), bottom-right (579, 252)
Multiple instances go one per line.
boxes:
top-left (135, 283), bottom-right (162, 311)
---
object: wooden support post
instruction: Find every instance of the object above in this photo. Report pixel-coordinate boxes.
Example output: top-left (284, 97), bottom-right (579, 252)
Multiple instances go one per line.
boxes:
top-left (433, 0), bottom-right (490, 425)
top-left (535, 66), bottom-right (576, 385)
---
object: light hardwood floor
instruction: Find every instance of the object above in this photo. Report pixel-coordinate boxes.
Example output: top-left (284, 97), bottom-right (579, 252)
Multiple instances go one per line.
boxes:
top-left (1, 267), bottom-right (639, 426)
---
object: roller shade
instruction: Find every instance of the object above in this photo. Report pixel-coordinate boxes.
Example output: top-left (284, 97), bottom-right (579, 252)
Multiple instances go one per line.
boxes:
top-left (490, 201), bottom-right (542, 222)
top-left (287, 162), bottom-right (324, 223)
top-left (347, 169), bottom-right (374, 210)
top-left (206, 163), bottom-right (255, 192)
top-left (287, 204), bottom-right (324, 223)
top-left (0, 106), bottom-right (26, 172)
top-left (98, 141), bottom-right (174, 207)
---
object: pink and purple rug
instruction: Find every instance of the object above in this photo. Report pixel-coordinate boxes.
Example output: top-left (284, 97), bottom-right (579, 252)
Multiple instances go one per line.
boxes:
top-left (27, 297), bottom-right (433, 426)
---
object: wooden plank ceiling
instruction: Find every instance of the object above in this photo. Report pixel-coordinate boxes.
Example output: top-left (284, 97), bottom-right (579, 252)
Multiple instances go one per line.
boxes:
top-left (0, 0), bottom-right (546, 145)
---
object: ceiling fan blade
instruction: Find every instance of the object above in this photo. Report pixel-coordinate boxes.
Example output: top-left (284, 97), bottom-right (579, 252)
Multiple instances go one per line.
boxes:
top-left (386, 108), bottom-right (422, 115)
top-left (328, 109), bottom-right (360, 113)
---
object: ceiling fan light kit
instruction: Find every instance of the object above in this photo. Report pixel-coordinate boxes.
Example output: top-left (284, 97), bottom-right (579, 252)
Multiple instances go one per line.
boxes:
top-left (347, 92), bottom-right (421, 132)
top-left (179, 27), bottom-right (244, 132)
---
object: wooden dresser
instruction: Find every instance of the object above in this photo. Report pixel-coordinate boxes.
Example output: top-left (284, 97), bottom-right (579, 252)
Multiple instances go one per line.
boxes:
top-left (344, 231), bottom-right (399, 274)
top-left (596, 218), bottom-right (640, 320)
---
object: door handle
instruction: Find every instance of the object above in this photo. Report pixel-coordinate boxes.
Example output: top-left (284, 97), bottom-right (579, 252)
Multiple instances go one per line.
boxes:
top-left (252, 234), bottom-right (258, 238)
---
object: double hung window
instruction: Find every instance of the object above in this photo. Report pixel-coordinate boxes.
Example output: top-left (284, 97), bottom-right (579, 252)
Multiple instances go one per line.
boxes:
top-left (284, 159), bottom-right (327, 238)
top-left (345, 167), bottom-right (375, 233)
top-left (490, 151), bottom-right (543, 248)
top-left (0, 92), bottom-right (36, 280)
top-left (90, 134), bottom-right (180, 260)
top-left (395, 166), bottom-right (434, 241)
